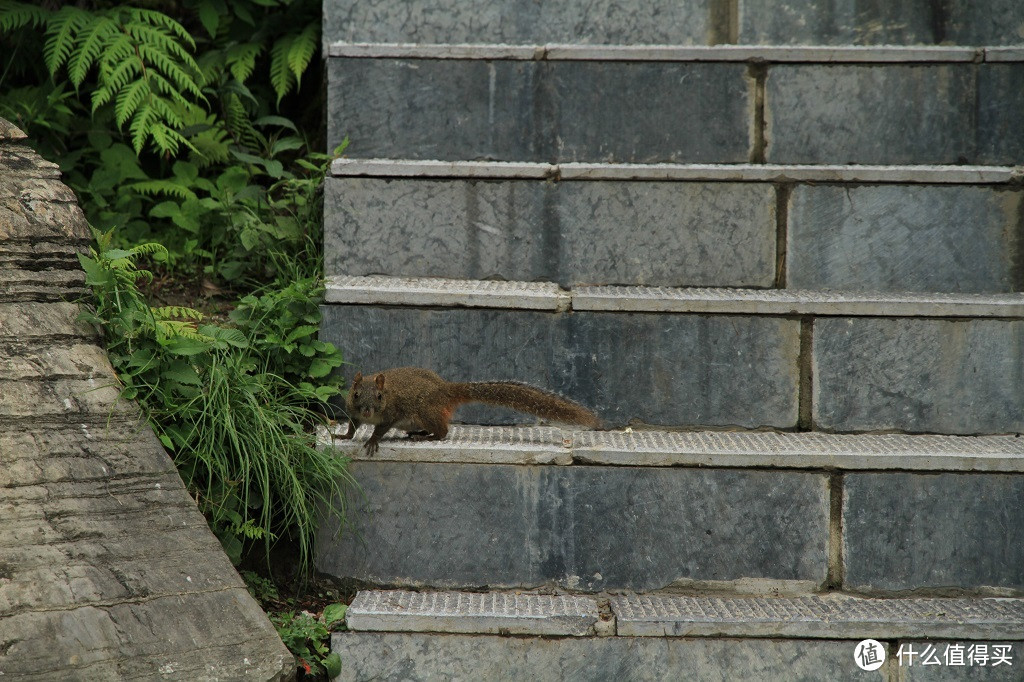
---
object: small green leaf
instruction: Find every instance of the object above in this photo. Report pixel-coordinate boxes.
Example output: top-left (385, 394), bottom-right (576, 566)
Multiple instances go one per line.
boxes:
top-left (198, 0), bottom-right (219, 37)
top-left (322, 652), bottom-right (342, 677)
top-left (322, 603), bottom-right (347, 628)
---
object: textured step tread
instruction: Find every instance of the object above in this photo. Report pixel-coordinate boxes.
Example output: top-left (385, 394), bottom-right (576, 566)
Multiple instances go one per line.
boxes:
top-left (613, 594), bottom-right (1024, 640)
top-left (347, 590), bottom-right (600, 636)
top-left (331, 158), bottom-right (1021, 184)
top-left (327, 42), bottom-right (1017, 63)
top-left (325, 275), bottom-right (1024, 319)
top-left (322, 424), bottom-right (1024, 472)
top-left (346, 589), bottom-right (1024, 640)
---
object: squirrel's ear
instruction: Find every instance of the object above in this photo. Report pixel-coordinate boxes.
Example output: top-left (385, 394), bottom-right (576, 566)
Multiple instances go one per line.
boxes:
top-left (352, 372), bottom-right (362, 386)
top-left (374, 373), bottom-right (386, 389)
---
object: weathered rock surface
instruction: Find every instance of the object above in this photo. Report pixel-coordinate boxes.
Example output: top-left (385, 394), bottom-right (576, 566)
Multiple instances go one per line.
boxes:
top-left (0, 119), bottom-right (292, 680)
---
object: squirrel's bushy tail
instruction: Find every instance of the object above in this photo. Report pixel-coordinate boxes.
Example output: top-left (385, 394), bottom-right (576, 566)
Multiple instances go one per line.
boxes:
top-left (453, 381), bottom-right (602, 428)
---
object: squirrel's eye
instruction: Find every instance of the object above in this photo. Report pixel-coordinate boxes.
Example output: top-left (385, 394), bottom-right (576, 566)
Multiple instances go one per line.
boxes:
top-left (377, 392), bottom-right (383, 400)
top-left (352, 391), bottom-right (359, 399)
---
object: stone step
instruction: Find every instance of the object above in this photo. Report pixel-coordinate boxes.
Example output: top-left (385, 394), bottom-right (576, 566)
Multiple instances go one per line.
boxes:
top-left (326, 276), bottom-right (1024, 318)
top-left (322, 424), bottom-right (1024, 472)
top-left (325, 163), bottom-right (1024, 293)
top-left (345, 589), bottom-right (1024, 640)
top-left (324, 1), bottom-right (1024, 48)
top-left (316, 426), bottom-right (1024, 594)
top-left (320, 281), bottom-right (1024, 434)
top-left (326, 45), bottom-right (1024, 164)
top-left (333, 590), bottom-right (1024, 681)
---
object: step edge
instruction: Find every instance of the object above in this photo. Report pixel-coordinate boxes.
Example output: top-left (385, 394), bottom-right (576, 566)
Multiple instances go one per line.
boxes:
top-left (323, 276), bottom-right (1024, 319)
top-left (330, 159), bottom-right (1021, 184)
top-left (319, 425), bottom-right (1024, 473)
top-left (326, 42), bottom-right (984, 63)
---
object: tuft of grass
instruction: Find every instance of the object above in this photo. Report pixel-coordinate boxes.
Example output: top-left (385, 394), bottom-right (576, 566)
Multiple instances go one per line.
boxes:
top-left (79, 226), bottom-right (354, 573)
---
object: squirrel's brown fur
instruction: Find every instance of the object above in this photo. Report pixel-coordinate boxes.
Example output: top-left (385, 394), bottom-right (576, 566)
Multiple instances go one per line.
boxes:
top-left (340, 367), bottom-right (601, 454)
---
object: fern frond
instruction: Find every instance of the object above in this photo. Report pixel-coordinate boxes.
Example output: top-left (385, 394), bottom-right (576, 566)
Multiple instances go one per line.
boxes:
top-left (115, 78), bottom-right (149, 127)
top-left (149, 123), bottom-right (192, 156)
top-left (130, 178), bottom-right (197, 200)
top-left (0, 1), bottom-right (49, 33)
top-left (128, 101), bottom-right (159, 154)
top-left (128, 7), bottom-right (195, 50)
top-left (268, 34), bottom-right (295, 105)
top-left (227, 42), bottom-right (262, 83)
top-left (67, 15), bottom-right (116, 87)
top-left (287, 22), bottom-right (318, 84)
top-left (43, 6), bottom-right (89, 75)
top-left (153, 306), bottom-right (204, 321)
top-left (128, 241), bottom-right (169, 260)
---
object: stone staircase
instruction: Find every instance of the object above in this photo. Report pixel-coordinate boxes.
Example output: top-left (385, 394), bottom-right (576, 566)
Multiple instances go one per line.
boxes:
top-left (317, 1), bottom-right (1024, 679)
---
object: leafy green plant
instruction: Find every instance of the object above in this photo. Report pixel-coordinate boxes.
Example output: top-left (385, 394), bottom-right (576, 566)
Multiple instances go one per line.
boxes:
top-left (0, 0), bottom-right (327, 287)
top-left (270, 610), bottom-right (343, 678)
top-left (78, 228), bottom-right (354, 572)
top-left (230, 277), bottom-right (343, 403)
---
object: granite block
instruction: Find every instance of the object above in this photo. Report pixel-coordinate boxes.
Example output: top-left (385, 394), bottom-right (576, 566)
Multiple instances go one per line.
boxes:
top-left (320, 306), bottom-right (801, 429)
top-left (813, 318), bottom-right (1024, 435)
top-left (548, 61), bottom-right (750, 163)
top-left (787, 185), bottom-right (1024, 294)
top-left (556, 181), bottom-right (775, 287)
top-left (739, 0), bottom-right (1024, 46)
top-left (324, 177), bottom-right (777, 287)
top-left (332, 632), bottom-right (889, 682)
top-left (765, 64), bottom-right (976, 164)
top-left (338, 631), bottom-right (888, 682)
top-left (739, 1), bottom-right (941, 46)
top-left (844, 473), bottom-right (1024, 593)
top-left (317, 462), bottom-right (829, 590)
top-left (323, 177), bottom-right (555, 282)
top-left (564, 312), bottom-right (800, 429)
top-left (978, 64), bottom-right (1024, 166)
top-left (327, 58), bottom-right (537, 160)
top-left (327, 59), bottom-right (750, 163)
top-left (324, 0), bottom-right (711, 46)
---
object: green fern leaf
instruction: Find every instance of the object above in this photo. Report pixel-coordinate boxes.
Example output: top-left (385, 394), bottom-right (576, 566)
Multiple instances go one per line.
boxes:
top-left (0, 1), bottom-right (49, 33)
top-left (286, 22), bottom-right (318, 84)
top-left (67, 15), bottom-right (116, 87)
top-left (43, 6), bottom-right (89, 75)
top-left (226, 42), bottom-right (261, 83)
top-left (130, 178), bottom-right (196, 200)
top-left (127, 8), bottom-right (195, 50)
top-left (153, 306), bottom-right (204, 321)
top-left (269, 34), bottom-right (295, 105)
top-left (115, 78), bottom-right (149, 128)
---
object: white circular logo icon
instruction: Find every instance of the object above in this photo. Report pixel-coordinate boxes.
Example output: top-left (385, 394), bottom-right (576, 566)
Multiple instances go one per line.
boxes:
top-left (855, 639), bottom-right (886, 671)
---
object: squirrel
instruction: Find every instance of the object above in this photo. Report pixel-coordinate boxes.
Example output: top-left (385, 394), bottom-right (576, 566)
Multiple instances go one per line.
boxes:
top-left (339, 367), bottom-right (601, 454)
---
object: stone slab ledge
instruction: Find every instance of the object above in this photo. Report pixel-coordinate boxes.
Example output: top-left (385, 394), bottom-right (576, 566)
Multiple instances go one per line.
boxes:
top-left (345, 589), bottom-right (1024, 641)
top-left (325, 275), bottom-right (1024, 319)
top-left (346, 590), bottom-right (602, 636)
top-left (320, 424), bottom-right (1024, 472)
top-left (327, 42), bottom-right (1023, 63)
top-left (330, 158), bottom-right (1021, 184)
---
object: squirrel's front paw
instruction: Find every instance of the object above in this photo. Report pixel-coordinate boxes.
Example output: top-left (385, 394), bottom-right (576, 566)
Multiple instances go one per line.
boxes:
top-left (363, 440), bottom-right (380, 456)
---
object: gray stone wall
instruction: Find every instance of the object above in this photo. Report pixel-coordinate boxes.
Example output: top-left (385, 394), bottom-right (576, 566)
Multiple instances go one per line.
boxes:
top-left (325, 0), bottom-right (1024, 46)
top-left (318, 461), bottom-right (829, 591)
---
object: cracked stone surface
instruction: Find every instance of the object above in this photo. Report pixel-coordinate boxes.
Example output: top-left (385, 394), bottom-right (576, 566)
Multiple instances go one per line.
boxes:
top-left (0, 119), bottom-right (292, 681)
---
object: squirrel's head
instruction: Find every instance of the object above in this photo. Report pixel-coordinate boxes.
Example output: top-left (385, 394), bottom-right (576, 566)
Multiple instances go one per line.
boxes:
top-left (348, 371), bottom-right (387, 422)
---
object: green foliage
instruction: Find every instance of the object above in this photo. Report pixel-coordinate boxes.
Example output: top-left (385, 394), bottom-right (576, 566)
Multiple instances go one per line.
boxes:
top-left (0, 0), bottom-right (327, 286)
top-left (230, 278), bottom-right (344, 402)
top-left (78, 230), bottom-right (354, 573)
top-left (242, 570), bottom-right (280, 604)
top-left (0, 2), bottom-right (206, 155)
top-left (270, 610), bottom-right (343, 678)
